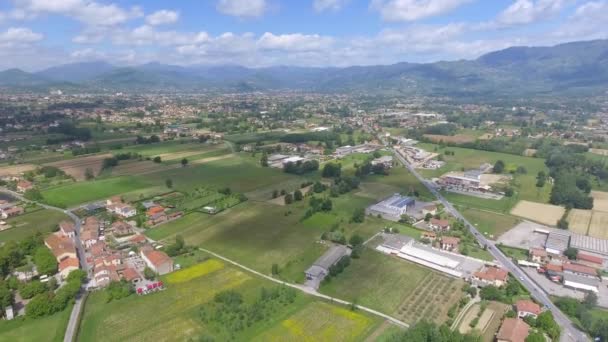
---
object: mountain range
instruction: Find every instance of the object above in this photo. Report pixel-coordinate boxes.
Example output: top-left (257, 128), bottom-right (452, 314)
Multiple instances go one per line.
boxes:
top-left (1, 39), bottom-right (608, 97)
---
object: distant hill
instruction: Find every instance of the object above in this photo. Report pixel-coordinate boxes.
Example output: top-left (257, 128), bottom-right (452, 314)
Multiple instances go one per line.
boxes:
top-left (3, 39), bottom-right (608, 96)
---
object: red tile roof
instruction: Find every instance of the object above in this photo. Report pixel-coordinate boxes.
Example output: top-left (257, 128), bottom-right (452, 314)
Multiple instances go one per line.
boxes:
top-left (563, 262), bottom-right (597, 276)
top-left (577, 252), bottom-right (604, 265)
top-left (545, 264), bottom-right (563, 272)
top-left (529, 247), bottom-right (547, 257)
top-left (516, 300), bottom-right (541, 315)
top-left (59, 257), bottom-right (79, 271)
top-left (143, 249), bottom-right (172, 268)
top-left (59, 220), bottom-right (75, 233)
top-left (122, 267), bottom-right (141, 282)
top-left (474, 266), bottom-right (508, 282)
top-left (441, 236), bottom-right (460, 245)
top-left (496, 318), bottom-right (529, 342)
top-left (44, 233), bottom-right (76, 259)
top-left (430, 218), bottom-right (450, 227)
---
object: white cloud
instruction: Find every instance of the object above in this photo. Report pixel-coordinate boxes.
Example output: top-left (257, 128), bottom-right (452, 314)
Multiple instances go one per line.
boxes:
top-left (15, 0), bottom-right (142, 26)
top-left (216, 0), bottom-right (267, 18)
top-left (257, 32), bottom-right (334, 51)
top-left (495, 0), bottom-right (567, 26)
top-left (313, 0), bottom-right (350, 12)
top-left (146, 10), bottom-right (179, 26)
top-left (0, 27), bottom-right (43, 45)
top-left (550, 1), bottom-right (608, 40)
top-left (370, 0), bottom-right (472, 22)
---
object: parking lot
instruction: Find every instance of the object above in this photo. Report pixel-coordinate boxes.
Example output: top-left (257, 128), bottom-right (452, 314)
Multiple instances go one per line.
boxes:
top-left (496, 221), bottom-right (548, 249)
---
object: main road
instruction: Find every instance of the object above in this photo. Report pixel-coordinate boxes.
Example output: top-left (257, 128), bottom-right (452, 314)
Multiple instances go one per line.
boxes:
top-left (389, 147), bottom-right (589, 342)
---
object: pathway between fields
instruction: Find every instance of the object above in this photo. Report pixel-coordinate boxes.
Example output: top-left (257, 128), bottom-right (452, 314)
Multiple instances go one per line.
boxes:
top-left (197, 246), bottom-right (410, 329)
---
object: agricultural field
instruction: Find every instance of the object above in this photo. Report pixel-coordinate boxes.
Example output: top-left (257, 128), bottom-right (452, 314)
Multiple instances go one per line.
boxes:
top-left (592, 191), bottom-right (608, 212)
top-left (321, 249), bottom-right (437, 318)
top-left (588, 211), bottom-right (608, 239)
top-left (44, 153), bottom-right (112, 180)
top-left (146, 188), bottom-right (245, 214)
top-left (78, 259), bottom-right (380, 342)
top-left (423, 134), bottom-right (476, 144)
top-left (567, 209), bottom-right (592, 235)
top-left (443, 191), bottom-right (518, 213)
top-left (41, 176), bottom-right (155, 208)
top-left (0, 303), bottom-right (72, 342)
top-left (460, 208), bottom-right (520, 239)
top-left (0, 209), bottom-right (68, 243)
top-left (0, 163), bottom-right (36, 177)
top-left (458, 301), bottom-right (509, 342)
top-left (510, 200), bottom-right (565, 226)
top-left (246, 178), bottom-right (317, 201)
top-left (367, 167), bottom-right (434, 200)
top-left (417, 143), bottom-right (552, 204)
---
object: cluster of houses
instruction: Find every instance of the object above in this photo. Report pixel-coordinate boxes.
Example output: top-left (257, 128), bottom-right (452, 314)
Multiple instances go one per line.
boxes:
top-left (106, 196), bottom-right (137, 218)
top-left (44, 222), bottom-right (80, 279)
top-left (529, 247), bottom-right (602, 293)
top-left (494, 299), bottom-right (543, 342)
top-left (142, 200), bottom-right (183, 226)
top-left (0, 199), bottom-right (24, 222)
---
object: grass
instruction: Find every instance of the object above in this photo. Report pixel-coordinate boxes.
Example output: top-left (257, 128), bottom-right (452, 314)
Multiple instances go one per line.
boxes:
top-left (418, 143), bottom-right (552, 204)
top-left (321, 248), bottom-right (431, 316)
top-left (498, 245), bottom-right (529, 261)
top-left (459, 208), bottom-right (521, 239)
top-left (78, 259), bottom-right (380, 341)
top-left (41, 176), bottom-right (155, 208)
top-left (0, 209), bottom-right (68, 243)
top-left (0, 303), bottom-right (73, 342)
top-left (443, 191), bottom-right (519, 213)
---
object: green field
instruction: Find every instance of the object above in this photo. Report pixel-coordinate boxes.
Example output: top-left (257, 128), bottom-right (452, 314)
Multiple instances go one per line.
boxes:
top-left (78, 259), bottom-right (380, 342)
top-left (418, 143), bottom-right (552, 204)
top-left (443, 191), bottom-right (519, 213)
top-left (460, 208), bottom-right (521, 239)
top-left (41, 176), bottom-right (155, 207)
top-left (321, 249), bottom-right (431, 316)
top-left (0, 209), bottom-right (68, 243)
top-left (0, 303), bottom-right (72, 342)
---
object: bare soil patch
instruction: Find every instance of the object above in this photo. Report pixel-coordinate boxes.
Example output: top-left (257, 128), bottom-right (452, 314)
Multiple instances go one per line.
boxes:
top-left (0, 164), bottom-right (36, 177)
top-left (510, 200), bottom-right (565, 226)
top-left (45, 154), bottom-right (112, 180)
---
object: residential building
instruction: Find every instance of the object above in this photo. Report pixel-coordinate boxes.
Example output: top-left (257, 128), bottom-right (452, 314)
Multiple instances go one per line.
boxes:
top-left (110, 221), bottom-right (134, 237)
top-left (472, 266), bottom-right (509, 287)
top-left (439, 236), bottom-right (460, 252)
top-left (422, 204), bottom-right (437, 216)
top-left (16, 180), bottom-right (33, 193)
top-left (122, 267), bottom-right (142, 285)
top-left (0, 206), bottom-right (23, 219)
top-left (59, 221), bottom-right (75, 238)
top-left (515, 300), bottom-right (541, 319)
top-left (429, 218), bottom-right (450, 231)
top-left (421, 231), bottom-right (437, 241)
top-left (44, 232), bottom-right (77, 262)
top-left (140, 246), bottom-right (173, 275)
top-left (58, 257), bottom-right (80, 279)
top-left (496, 318), bottom-right (529, 342)
top-left (528, 248), bottom-right (547, 264)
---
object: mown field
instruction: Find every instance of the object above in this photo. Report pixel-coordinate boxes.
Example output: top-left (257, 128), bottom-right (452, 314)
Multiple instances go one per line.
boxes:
top-left (0, 209), bottom-right (68, 243)
top-left (78, 259), bottom-right (381, 342)
top-left (0, 303), bottom-right (72, 342)
top-left (417, 143), bottom-right (552, 204)
top-left (459, 208), bottom-right (520, 239)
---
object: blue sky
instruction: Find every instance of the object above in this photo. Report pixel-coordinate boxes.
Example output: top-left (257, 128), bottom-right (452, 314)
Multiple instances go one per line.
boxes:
top-left (0, 0), bottom-right (606, 70)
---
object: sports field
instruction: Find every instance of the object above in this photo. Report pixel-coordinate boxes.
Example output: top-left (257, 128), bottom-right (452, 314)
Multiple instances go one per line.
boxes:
top-left (321, 249), bottom-right (435, 318)
top-left (0, 209), bottom-right (68, 243)
top-left (0, 303), bottom-right (72, 342)
top-left (41, 176), bottom-right (155, 208)
top-left (510, 200), bottom-right (565, 226)
top-left (78, 259), bottom-right (380, 341)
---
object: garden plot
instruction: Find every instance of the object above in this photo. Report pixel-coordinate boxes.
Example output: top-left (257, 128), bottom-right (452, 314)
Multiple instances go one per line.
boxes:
top-left (45, 153), bottom-right (112, 180)
top-left (510, 200), bottom-right (565, 226)
top-left (567, 209), bottom-right (592, 235)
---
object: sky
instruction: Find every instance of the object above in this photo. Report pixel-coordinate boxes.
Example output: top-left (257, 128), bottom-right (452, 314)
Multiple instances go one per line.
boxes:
top-left (0, 0), bottom-right (606, 71)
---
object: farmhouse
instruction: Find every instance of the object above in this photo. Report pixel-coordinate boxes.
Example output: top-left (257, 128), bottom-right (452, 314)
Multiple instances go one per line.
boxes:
top-left (140, 246), bottom-right (174, 275)
top-left (439, 236), bottom-right (460, 252)
top-left (0, 206), bottom-right (23, 219)
top-left (305, 245), bottom-right (351, 288)
top-left (496, 318), bottom-right (529, 342)
top-left (58, 257), bottom-right (80, 279)
top-left (528, 248), bottom-right (547, 263)
top-left (16, 180), bottom-right (33, 193)
top-left (110, 221), bottom-right (134, 237)
top-left (429, 218), bottom-right (450, 231)
top-left (44, 232), bottom-right (77, 262)
top-left (107, 202), bottom-right (137, 218)
top-left (421, 231), bottom-right (437, 241)
top-left (121, 267), bottom-right (142, 284)
top-left (515, 300), bottom-right (541, 319)
top-left (472, 266), bottom-right (508, 287)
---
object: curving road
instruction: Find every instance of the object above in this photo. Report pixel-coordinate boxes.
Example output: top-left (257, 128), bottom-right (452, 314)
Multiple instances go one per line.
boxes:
top-left (389, 147), bottom-right (589, 342)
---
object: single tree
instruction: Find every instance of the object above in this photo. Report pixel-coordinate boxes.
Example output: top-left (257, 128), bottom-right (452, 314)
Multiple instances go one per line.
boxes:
top-left (165, 178), bottom-right (173, 189)
top-left (153, 156), bottom-right (162, 163)
top-left (181, 158), bottom-right (188, 167)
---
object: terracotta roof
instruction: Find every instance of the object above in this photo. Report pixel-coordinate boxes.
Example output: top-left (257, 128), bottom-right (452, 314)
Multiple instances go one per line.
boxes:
top-left (130, 234), bottom-right (147, 243)
top-left (496, 318), bottom-right (529, 342)
top-left (142, 249), bottom-right (172, 267)
top-left (59, 220), bottom-right (75, 233)
top-left (441, 236), bottom-right (460, 245)
top-left (17, 180), bottom-right (32, 188)
top-left (147, 206), bottom-right (165, 216)
top-left (563, 262), bottom-right (597, 276)
top-left (516, 300), bottom-right (541, 315)
top-left (122, 267), bottom-right (141, 281)
top-left (422, 231), bottom-right (436, 237)
top-left (545, 264), bottom-right (563, 272)
top-left (474, 266), bottom-right (508, 282)
top-left (430, 218), bottom-right (450, 227)
top-left (44, 233), bottom-right (76, 259)
top-left (529, 247), bottom-right (547, 257)
top-left (59, 257), bottom-right (79, 271)
top-left (577, 252), bottom-right (604, 265)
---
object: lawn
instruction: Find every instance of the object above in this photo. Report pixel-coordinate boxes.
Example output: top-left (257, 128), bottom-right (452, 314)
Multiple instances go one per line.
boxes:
top-left (443, 191), bottom-right (519, 213)
top-left (417, 143), bottom-right (552, 204)
top-left (0, 303), bottom-right (72, 342)
top-left (498, 245), bottom-right (529, 261)
top-left (321, 248), bottom-right (432, 316)
top-left (41, 176), bottom-right (155, 208)
top-left (460, 208), bottom-right (521, 239)
top-left (0, 209), bottom-right (68, 243)
top-left (78, 259), bottom-right (380, 342)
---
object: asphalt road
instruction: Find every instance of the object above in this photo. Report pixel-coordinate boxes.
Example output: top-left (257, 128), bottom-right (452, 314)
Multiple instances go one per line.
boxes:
top-left (390, 148), bottom-right (589, 342)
